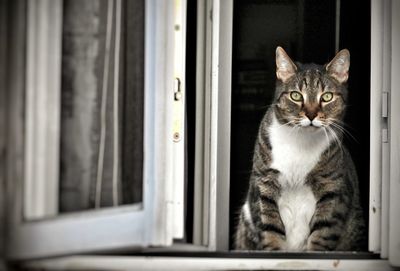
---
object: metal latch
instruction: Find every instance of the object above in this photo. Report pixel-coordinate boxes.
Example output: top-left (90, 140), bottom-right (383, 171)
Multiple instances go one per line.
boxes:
top-left (174, 78), bottom-right (182, 101)
top-left (173, 78), bottom-right (183, 142)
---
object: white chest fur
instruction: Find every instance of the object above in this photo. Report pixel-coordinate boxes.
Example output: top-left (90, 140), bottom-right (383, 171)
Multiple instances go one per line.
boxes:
top-left (269, 115), bottom-right (331, 187)
top-left (268, 115), bottom-right (331, 251)
top-left (278, 186), bottom-right (316, 250)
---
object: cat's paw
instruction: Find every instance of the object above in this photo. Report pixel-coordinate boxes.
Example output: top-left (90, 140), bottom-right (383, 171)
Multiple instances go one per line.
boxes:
top-left (307, 232), bottom-right (335, 251)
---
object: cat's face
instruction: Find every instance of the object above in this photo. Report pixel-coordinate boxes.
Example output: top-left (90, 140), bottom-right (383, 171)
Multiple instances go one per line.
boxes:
top-left (273, 47), bottom-right (350, 131)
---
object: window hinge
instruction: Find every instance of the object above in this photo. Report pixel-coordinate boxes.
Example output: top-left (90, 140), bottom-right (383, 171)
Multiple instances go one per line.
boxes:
top-left (382, 92), bottom-right (389, 143)
top-left (382, 92), bottom-right (389, 118)
top-left (382, 128), bottom-right (388, 143)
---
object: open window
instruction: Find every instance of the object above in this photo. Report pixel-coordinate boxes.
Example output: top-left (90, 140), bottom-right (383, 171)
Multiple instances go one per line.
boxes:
top-left (4, 0), bottom-right (400, 269)
top-left (7, 0), bottom-right (187, 259)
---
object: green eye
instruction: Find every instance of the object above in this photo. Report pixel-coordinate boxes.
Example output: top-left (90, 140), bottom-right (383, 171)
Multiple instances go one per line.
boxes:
top-left (321, 92), bottom-right (334, 102)
top-left (290, 91), bottom-right (303, 102)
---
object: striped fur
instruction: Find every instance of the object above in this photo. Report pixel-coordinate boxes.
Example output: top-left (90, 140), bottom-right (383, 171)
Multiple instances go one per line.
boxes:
top-left (234, 47), bottom-right (367, 251)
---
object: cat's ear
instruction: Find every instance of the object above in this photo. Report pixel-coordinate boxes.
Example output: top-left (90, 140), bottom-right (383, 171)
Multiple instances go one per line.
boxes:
top-left (326, 49), bottom-right (350, 84)
top-left (276, 46), bottom-right (297, 82)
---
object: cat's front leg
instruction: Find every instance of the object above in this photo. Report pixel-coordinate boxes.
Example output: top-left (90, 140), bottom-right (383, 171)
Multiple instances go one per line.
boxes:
top-left (254, 171), bottom-right (287, 251)
top-left (307, 187), bottom-right (349, 251)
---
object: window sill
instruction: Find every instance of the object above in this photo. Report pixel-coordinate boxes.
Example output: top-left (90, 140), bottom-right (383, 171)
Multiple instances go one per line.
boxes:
top-left (19, 253), bottom-right (395, 271)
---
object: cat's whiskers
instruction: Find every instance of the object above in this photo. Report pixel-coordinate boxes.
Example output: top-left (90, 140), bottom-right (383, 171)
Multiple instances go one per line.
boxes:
top-left (276, 119), bottom-right (298, 132)
top-left (322, 126), bottom-right (332, 157)
top-left (326, 119), bottom-right (359, 143)
top-left (326, 125), bottom-right (344, 157)
top-left (280, 120), bottom-right (297, 128)
top-left (285, 119), bottom-right (302, 137)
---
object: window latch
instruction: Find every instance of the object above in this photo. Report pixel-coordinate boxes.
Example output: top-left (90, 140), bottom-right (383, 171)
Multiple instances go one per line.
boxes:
top-left (174, 78), bottom-right (182, 101)
top-left (173, 78), bottom-right (183, 142)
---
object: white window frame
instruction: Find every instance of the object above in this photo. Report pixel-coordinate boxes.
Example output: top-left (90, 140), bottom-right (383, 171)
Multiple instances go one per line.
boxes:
top-left (388, 0), bottom-right (400, 266)
top-left (7, 0), bottom-right (186, 260)
top-left (369, 0), bottom-right (389, 255)
top-left (193, 0), bottom-right (233, 250)
top-left (21, 255), bottom-right (397, 271)
top-left (369, 1), bottom-right (400, 267)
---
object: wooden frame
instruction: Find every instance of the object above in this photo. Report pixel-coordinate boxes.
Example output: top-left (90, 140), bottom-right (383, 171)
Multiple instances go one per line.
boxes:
top-left (368, 1), bottom-right (400, 266)
top-left (388, 0), bottom-right (400, 266)
top-left (368, 2), bottom-right (400, 264)
top-left (193, 0), bottom-right (233, 250)
top-left (171, 0), bottom-right (187, 240)
top-left (369, 0), bottom-right (388, 255)
top-left (193, 0), bottom-right (211, 246)
top-left (22, 255), bottom-right (397, 271)
top-left (208, 0), bottom-right (233, 251)
top-left (23, 0), bottom-right (62, 220)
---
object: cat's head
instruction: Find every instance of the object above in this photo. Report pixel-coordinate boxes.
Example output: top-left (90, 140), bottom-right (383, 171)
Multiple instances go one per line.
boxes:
top-left (273, 46), bottom-right (349, 131)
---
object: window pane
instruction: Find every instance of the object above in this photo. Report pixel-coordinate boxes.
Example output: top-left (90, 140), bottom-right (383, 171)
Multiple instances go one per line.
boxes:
top-left (60, 0), bottom-right (144, 212)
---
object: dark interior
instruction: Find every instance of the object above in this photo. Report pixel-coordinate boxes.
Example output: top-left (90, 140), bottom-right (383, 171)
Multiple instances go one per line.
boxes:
top-left (229, 0), bottom-right (371, 249)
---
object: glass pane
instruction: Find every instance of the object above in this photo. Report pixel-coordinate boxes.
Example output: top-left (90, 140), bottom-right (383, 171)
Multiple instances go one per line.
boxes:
top-left (230, 0), bottom-right (370, 249)
top-left (60, 0), bottom-right (144, 213)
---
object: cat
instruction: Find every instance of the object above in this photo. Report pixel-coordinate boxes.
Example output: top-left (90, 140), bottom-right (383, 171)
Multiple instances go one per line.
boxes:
top-left (234, 47), bottom-right (367, 251)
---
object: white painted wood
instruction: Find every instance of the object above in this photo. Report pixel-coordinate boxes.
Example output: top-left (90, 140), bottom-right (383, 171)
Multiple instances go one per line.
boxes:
top-left (195, 0), bottom-right (215, 247)
top-left (24, 256), bottom-right (396, 271)
top-left (202, 0), bottom-right (214, 247)
top-left (143, 0), bottom-right (186, 247)
top-left (192, 0), bottom-right (233, 250)
top-left (369, 0), bottom-right (384, 254)
top-left (380, 0), bottom-right (392, 259)
top-left (381, 139), bottom-right (390, 257)
top-left (8, 207), bottom-right (149, 259)
top-left (370, 0), bottom-right (391, 258)
top-left (194, 0), bottom-right (234, 249)
top-left (171, 0), bottom-right (187, 240)
top-left (207, 0), bottom-right (233, 251)
top-left (24, 0), bottom-right (62, 220)
top-left (388, 0), bottom-right (400, 267)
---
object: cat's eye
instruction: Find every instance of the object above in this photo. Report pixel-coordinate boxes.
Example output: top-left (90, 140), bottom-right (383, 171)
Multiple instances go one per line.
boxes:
top-left (321, 92), bottom-right (334, 102)
top-left (290, 91), bottom-right (303, 102)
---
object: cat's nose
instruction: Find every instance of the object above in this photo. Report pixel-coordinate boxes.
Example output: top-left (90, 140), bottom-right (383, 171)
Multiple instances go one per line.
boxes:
top-left (305, 110), bottom-right (318, 121)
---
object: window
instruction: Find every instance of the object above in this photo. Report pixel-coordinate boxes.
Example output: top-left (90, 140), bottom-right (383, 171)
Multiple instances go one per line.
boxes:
top-left (7, 0), bottom-right (187, 259)
top-left (59, 0), bottom-right (144, 212)
top-left (4, 0), bottom-right (400, 269)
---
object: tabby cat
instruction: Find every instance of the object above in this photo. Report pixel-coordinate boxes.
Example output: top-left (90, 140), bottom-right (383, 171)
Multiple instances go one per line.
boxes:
top-left (234, 47), bottom-right (366, 251)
